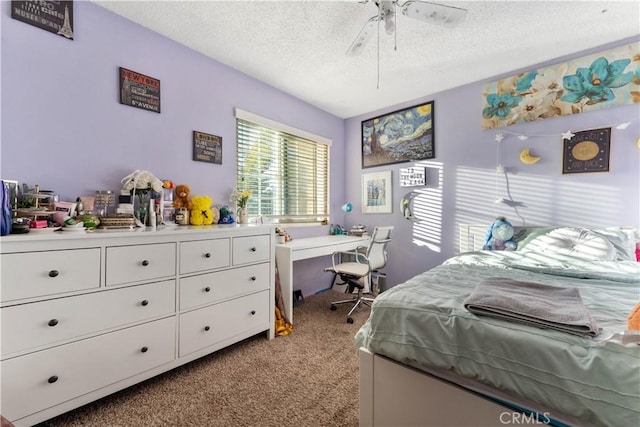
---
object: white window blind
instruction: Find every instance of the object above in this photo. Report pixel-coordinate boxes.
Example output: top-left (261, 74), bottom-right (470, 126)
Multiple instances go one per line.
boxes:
top-left (235, 110), bottom-right (330, 224)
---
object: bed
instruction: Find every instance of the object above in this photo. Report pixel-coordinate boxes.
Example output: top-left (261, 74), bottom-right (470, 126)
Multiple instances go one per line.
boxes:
top-left (355, 225), bottom-right (640, 427)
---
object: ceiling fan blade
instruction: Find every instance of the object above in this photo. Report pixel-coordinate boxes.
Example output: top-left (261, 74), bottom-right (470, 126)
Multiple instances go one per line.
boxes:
top-left (346, 16), bottom-right (379, 56)
top-left (401, 1), bottom-right (467, 27)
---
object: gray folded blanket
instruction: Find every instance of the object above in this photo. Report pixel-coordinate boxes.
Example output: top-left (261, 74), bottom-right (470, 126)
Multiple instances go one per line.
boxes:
top-left (463, 277), bottom-right (600, 337)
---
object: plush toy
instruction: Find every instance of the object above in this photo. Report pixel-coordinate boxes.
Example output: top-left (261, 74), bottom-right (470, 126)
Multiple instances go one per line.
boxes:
top-left (173, 184), bottom-right (192, 210)
top-left (218, 205), bottom-right (235, 224)
top-left (189, 196), bottom-right (214, 225)
top-left (483, 216), bottom-right (517, 251)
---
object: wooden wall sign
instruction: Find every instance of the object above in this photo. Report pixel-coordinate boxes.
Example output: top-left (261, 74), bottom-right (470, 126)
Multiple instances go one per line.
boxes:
top-left (562, 127), bottom-right (611, 174)
top-left (119, 67), bottom-right (161, 113)
top-left (193, 131), bottom-right (222, 164)
top-left (11, 0), bottom-right (74, 39)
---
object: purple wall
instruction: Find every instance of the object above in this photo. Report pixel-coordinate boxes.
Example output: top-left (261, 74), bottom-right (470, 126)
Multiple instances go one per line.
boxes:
top-left (345, 38), bottom-right (640, 288)
top-left (1, 2), bottom-right (638, 296)
top-left (0, 1), bottom-right (345, 211)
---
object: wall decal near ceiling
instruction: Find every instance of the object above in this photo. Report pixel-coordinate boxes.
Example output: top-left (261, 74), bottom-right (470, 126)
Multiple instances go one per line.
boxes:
top-left (362, 170), bottom-right (392, 214)
top-left (562, 128), bottom-right (611, 174)
top-left (482, 42), bottom-right (639, 129)
top-left (119, 67), bottom-right (161, 113)
top-left (11, 0), bottom-right (74, 39)
top-left (362, 101), bottom-right (435, 168)
top-left (193, 131), bottom-right (222, 164)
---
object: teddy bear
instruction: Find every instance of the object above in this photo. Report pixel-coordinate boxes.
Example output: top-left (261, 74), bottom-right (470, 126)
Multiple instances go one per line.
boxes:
top-left (189, 196), bottom-right (214, 225)
top-left (218, 205), bottom-right (235, 224)
top-left (173, 184), bottom-right (192, 210)
top-left (482, 216), bottom-right (517, 251)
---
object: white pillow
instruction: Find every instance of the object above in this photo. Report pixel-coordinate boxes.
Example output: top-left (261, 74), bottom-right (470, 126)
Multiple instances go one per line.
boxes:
top-left (591, 227), bottom-right (637, 261)
top-left (519, 227), bottom-right (617, 261)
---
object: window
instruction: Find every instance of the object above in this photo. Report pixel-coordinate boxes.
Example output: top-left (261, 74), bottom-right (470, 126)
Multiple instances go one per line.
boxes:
top-left (235, 109), bottom-right (330, 224)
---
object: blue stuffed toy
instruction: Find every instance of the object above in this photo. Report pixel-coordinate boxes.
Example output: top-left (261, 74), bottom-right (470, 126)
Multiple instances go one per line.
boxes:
top-left (483, 216), bottom-right (517, 251)
top-left (217, 205), bottom-right (236, 224)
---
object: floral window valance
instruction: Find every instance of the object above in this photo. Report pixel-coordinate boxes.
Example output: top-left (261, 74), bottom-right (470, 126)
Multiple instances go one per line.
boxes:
top-left (482, 42), bottom-right (639, 129)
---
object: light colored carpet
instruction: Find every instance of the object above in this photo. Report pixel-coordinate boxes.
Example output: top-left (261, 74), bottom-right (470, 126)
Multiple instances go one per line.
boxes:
top-left (37, 290), bottom-right (371, 427)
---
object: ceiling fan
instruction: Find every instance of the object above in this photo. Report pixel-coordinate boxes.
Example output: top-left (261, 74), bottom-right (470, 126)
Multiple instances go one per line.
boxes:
top-left (346, 0), bottom-right (468, 56)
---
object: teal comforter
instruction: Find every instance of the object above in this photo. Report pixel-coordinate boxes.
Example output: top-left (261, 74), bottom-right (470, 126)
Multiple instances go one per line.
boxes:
top-left (355, 251), bottom-right (640, 427)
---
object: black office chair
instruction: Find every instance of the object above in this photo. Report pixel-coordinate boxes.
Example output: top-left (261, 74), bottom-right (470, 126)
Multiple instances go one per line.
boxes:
top-left (325, 226), bottom-right (393, 323)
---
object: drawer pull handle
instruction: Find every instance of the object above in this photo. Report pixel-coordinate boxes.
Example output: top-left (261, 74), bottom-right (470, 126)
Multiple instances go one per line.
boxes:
top-left (141, 260), bottom-right (150, 267)
top-left (204, 326), bottom-right (210, 331)
top-left (250, 276), bottom-right (257, 281)
top-left (48, 270), bottom-right (59, 278)
top-left (48, 375), bottom-right (59, 384)
top-left (48, 319), bottom-right (59, 327)
top-left (250, 247), bottom-right (257, 252)
top-left (141, 300), bottom-right (149, 307)
top-left (204, 287), bottom-right (211, 292)
top-left (204, 252), bottom-right (211, 258)
top-left (251, 310), bottom-right (256, 315)
top-left (141, 346), bottom-right (149, 353)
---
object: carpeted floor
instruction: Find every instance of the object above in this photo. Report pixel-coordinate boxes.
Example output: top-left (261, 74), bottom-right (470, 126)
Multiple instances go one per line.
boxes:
top-left (37, 290), bottom-right (371, 427)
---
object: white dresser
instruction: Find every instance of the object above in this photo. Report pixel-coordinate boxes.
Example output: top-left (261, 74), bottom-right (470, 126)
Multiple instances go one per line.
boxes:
top-left (0, 224), bottom-right (275, 426)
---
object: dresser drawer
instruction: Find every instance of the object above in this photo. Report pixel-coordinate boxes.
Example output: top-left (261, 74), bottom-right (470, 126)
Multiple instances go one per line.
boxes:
top-left (1, 249), bottom-right (100, 303)
top-left (179, 263), bottom-right (270, 310)
top-left (179, 290), bottom-right (269, 357)
top-left (180, 238), bottom-right (230, 274)
top-left (1, 280), bottom-right (175, 356)
top-left (232, 235), bottom-right (270, 265)
top-left (1, 316), bottom-right (175, 423)
top-left (106, 243), bottom-right (176, 286)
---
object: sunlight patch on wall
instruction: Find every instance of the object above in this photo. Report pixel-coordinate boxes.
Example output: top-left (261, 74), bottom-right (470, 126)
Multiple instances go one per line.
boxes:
top-left (408, 161), bottom-right (443, 252)
top-left (455, 166), bottom-right (629, 232)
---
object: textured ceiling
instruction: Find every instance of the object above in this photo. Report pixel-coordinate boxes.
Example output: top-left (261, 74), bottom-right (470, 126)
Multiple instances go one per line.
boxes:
top-left (93, 0), bottom-right (640, 119)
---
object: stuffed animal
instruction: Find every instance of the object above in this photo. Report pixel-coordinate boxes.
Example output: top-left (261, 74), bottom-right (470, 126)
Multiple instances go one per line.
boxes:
top-left (483, 216), bottom-right (517, 251)
top-left (218, 205), bottom-right (235, 224)
top-left (189, 196), bottom-right (214, 225)
top-left (173, 184), bottom-right (192, 210)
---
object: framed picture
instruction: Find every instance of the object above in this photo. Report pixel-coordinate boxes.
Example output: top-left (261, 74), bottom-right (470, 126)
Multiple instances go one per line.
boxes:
top-left (399, 167), bottom-right (426, 187)
top-left (362, 171), bottom-right (392, 214)
top-left (11, 0), bottom-right (74, 40)
top-left (119, 67), bottom-right (161, 113)
top-left (361, 101), bottom-right (435, 168)
top-left (193, 131), bottom-right (222, 164)
top-left (562, 127), bottom-right (611, 174)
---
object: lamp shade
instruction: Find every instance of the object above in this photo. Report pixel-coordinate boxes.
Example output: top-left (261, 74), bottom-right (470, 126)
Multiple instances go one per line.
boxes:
top-left (341, 203), bottom-right (353, 213)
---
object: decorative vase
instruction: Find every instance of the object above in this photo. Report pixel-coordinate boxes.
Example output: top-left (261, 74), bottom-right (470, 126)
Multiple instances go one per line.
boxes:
top-left (238, 207), bottom-right (248, 224)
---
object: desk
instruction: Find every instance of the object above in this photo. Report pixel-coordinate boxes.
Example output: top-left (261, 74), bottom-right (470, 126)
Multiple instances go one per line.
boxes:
top-left (275, 235), bottom-right (370, 323)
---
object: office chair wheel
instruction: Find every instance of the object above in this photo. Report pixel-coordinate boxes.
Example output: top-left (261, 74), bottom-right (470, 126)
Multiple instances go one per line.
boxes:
top-left (347, 317), bottom-right (354, 324)
top-left (330, 304), bottom-right (337, 311)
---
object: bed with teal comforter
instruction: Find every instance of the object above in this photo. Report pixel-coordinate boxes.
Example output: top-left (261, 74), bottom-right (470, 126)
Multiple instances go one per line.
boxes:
top-left (355, 250), bottom-right (640, 426)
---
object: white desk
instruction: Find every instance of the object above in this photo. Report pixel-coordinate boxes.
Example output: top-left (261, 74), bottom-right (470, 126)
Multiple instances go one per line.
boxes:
top-left (275, 235), bottom-right (370, 323)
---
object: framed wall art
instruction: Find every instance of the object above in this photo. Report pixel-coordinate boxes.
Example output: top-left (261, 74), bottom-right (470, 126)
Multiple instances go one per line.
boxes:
top-left (362, 171), bottom-right (392, 214)
top-left (562, 127), bottom-right (611, 174)
top-left (482, 42), bottom-right (639, 129)
top-left (193, 131), bottom-right (222, 164)
top-left (119, 67), bottom-right (161, 113)
top-left (361, 101), bottom-right (435, 168)
top-left (399, 167), bottom-right (426, 187)
top-left (11, 0), bottom-right (74, 39)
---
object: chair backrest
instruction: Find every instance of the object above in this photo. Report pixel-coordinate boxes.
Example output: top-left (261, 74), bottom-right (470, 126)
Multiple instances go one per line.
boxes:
top-left (365, 226), bottom-right (393, 271)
